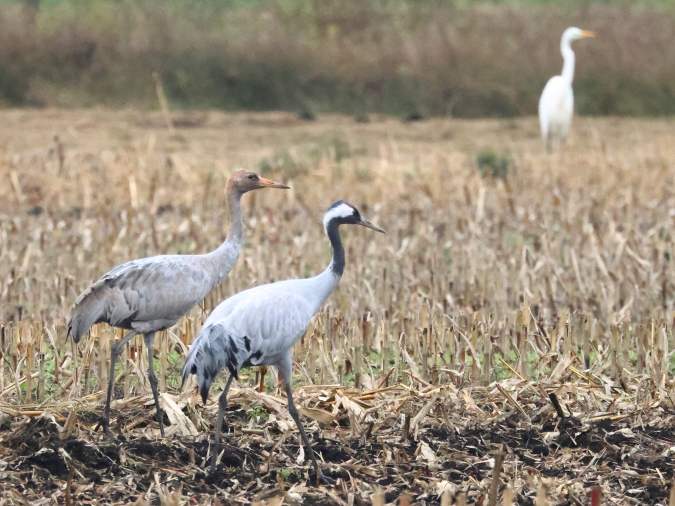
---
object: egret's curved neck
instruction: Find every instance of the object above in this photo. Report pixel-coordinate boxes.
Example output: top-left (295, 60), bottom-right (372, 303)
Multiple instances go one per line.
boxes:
top-left (325, 221), bottom-right (345, 277)
top-left (560, 37), bottom-right (575, 84)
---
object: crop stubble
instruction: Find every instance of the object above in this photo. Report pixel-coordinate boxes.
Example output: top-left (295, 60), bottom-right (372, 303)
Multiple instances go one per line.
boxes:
top-left (0, 110), bottom-right (673, 504)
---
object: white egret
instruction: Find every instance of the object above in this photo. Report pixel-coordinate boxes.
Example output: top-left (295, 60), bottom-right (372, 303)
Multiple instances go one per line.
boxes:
top-left (538, 27), bottom-right (595, 151)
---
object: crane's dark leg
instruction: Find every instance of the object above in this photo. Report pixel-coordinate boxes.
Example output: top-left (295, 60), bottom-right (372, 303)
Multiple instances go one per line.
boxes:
top-left (103, 330), bottom-right (136, 434)
top-left (215, 373), bottom-right (234, 447)
top-left (143, 332), bottom-right (165, 437)
top-left (276, 356), bottom-right (322, 484)
top-left (284, 381), bottom-right (323, 483)
top-left (210, 373), bottom-right (234, 469)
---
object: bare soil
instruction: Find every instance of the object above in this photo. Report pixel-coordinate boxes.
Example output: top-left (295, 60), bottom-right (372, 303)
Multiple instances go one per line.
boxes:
top-left (1, 384), bottom-right (673, 505)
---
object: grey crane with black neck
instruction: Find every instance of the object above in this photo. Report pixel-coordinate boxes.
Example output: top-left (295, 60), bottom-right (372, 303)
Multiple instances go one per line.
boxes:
top-left (182, 200), bottom-right (384, 481)
top-left (67, 170), bottom-right (289, 436)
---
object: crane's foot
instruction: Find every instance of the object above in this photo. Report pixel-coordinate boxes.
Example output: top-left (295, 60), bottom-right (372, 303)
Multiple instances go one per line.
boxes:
top-left (95, 416), bottom-right (113, 436)
top-left (309, 464), bottom-right (335, 486)
top-left (208, 438), bottom-right (223, 473)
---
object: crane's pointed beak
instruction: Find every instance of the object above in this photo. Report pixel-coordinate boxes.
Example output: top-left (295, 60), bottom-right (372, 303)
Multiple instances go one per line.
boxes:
top-left (258, 176), bottom-right (291, 189)
top-left (358, 218), bottom-right (385, 234)
top-left (581, 30), bottom-right (596, 38)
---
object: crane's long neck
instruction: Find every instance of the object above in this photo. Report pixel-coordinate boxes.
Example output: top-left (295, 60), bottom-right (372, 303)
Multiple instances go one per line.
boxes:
top-left (326, 220), bottom-right (345, 277)
top-left (560, 37), bottom-right (575, 84)
top-left (306, 220), bottom-right (344, 311)
top-left (225, 185), bottom-right (243, 245)
top-left (208, 185), bottom-right (243, 283)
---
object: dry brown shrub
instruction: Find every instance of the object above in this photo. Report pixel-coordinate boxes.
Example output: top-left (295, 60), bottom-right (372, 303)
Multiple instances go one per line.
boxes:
top-left (0, 1), bottom-right (673, 114)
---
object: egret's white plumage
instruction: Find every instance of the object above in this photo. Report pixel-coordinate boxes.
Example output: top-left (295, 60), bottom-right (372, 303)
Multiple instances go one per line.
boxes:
top-left (182, 200), bottom-right (384, 481)
top-left (538, 27), bottom-right (595, 151)
top-left (67, 170), bottom-right (289, 436)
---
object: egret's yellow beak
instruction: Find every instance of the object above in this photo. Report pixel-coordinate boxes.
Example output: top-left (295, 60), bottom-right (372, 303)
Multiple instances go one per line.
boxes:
top-left (581, 30), bottom-right (596, 38)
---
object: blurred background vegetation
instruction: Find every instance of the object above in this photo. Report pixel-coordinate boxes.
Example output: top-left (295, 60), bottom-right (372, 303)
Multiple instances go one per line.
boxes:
top-left (0, 0), bottom-right (673, 117)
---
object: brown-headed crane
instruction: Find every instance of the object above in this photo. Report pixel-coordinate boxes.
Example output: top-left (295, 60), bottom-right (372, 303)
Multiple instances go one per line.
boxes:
top-left (68, 170), bottom-right (289, 436)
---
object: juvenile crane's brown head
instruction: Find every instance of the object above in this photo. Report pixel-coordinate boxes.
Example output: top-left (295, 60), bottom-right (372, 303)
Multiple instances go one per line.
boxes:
top-left (228, 169), bottom-right (290, 194)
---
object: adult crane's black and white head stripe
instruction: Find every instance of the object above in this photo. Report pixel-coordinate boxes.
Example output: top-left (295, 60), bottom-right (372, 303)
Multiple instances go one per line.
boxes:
top-left (322, 200), bottom-right (384, 233)
top-left (322, 200), bottom-right (384, 276)
top-left (181, 199), bottom-right (383, 481)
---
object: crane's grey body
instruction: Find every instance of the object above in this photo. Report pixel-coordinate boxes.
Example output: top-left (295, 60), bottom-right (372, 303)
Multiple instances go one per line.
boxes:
top-left (182, 267), bottom-right (338, 400)
top-left (182, 200), bottom-right (384, 482)
top-left (67, 170), bottom-right (288, 436)
top-left (68, 247), bottom-right (237, 340)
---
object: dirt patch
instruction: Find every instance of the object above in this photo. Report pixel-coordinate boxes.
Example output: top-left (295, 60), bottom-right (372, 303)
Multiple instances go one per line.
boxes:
top-left (0, 388), bottom-right (672, 505)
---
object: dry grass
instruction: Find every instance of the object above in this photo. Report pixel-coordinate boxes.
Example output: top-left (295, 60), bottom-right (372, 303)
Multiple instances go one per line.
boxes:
top-left (0, 109), bottom-right (673, 504)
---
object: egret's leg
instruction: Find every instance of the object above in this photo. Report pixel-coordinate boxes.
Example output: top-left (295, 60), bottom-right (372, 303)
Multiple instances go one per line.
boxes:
top-left (143, 332), bottom-right (165, 437)
top-left (103, 330), bottom-right (136, 434)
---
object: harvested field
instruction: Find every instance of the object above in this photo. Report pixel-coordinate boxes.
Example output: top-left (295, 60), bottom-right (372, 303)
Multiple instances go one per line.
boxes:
top-left (0, 110), bottom-right (673, 504)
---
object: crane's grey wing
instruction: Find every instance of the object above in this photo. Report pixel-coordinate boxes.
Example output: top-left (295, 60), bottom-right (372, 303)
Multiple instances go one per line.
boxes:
top-left (68, 255), bottom-right (212, 341)
top-left (68, 259), bottom-right (139, 341)
top-left (182, 289), bottom-right (314, 402)
top-left (223, 290), bottom-right (315, 361)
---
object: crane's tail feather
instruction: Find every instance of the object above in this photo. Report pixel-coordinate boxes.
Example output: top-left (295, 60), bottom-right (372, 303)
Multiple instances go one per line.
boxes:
top-left (181, 323), bottom-right (246, 404)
